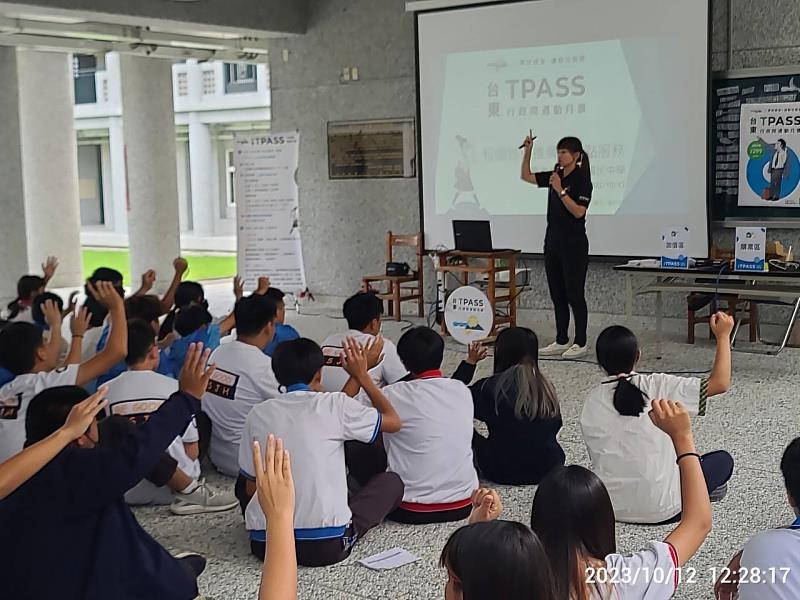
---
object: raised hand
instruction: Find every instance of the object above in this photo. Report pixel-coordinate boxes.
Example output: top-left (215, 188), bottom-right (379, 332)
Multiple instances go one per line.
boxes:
top-left (64, 291), bottom-right (80, 317)
top-left (87, 280), bottom-right (124, 310)
top-left (41, 256), bottom-right (59, 283)
top-left (41, 299), bottom-right (63, 331)
top-left (253, 434), bottom-right (295, 523)
top-left (173, 257), bottom-right (189, 277)
top-left (70, 307), bottom-right (91, 338)
top-left (140, 270), bottom-right (157, 293)
top-left (255, 276), bottom-right (271, 296)
top-left (648, 399), bottom-right (692, 442)
top-left (341, 337), bottom-right (369, 381)
top-left (365, 334), bottom-right (385, 370)
top-left (466, 341), bottom-right (488, 365)
top-left (710, 312), bottom-right (735, 339)
top-left (178, 343), bottom-right (215, 399)
top-left (233, 276), bottom-right (245, 300)
top-left (61, 387), bottom-right (108, 440)
top-left (467, 488), bottom-right (503, 524)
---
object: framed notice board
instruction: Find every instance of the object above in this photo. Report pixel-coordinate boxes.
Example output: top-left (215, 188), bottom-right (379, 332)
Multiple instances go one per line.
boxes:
top-left (328, 118), bottom-right (416, 180)
top-left (711, 67), bottom-right (800, 224)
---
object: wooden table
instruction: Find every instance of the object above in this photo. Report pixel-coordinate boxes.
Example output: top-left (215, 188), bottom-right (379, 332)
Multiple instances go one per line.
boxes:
top-left (436, 249), bottom-right (521, 336)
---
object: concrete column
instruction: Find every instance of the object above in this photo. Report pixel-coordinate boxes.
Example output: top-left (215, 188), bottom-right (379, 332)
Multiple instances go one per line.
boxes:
top-left (16, 50), bottom-right (83, 288)
top-left (0, 48), bottom-right (29, 303)
top-left (107, 116), bottom-right (128, 235)
top-left (188, 117), bottom-right (215, 236)
top-left (119, 55), bottom-right (180, 289)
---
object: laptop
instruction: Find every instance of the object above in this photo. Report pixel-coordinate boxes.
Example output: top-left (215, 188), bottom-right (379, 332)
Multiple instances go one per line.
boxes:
top-left (452, 220), bottom-right (510, 252)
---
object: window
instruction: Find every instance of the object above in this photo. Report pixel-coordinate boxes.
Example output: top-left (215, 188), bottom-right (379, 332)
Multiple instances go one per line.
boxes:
top-left (225, 150), bottom-right (237, 206)
top-left (224, 63), bottom-right (258, 94)
top-left (73, 55), bottom-right (97, 104)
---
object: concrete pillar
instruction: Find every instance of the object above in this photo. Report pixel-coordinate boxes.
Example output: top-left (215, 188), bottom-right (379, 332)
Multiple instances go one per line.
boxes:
top-left (107, 116), bottom-right (129, 235)
top-left (16, 50), bottom-right (83, 288)
top-left (188, 117), bottom-right (215, 236)
top-left (119, 55), bottom-right (181, 289)
top-left (0, 48), bottom-right (29, 303)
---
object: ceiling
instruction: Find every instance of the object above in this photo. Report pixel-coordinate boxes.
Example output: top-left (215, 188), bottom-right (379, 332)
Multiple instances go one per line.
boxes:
top-left (0, 0), bottom-right (310, 62)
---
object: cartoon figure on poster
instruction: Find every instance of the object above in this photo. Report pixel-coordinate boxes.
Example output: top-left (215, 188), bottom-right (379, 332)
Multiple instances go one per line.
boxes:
top-left (738, 103), bottom-right (800, 206)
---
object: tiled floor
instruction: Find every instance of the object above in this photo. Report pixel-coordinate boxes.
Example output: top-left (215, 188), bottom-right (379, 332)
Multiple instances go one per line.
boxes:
top-left (135, 285), bottom-right (800, 599)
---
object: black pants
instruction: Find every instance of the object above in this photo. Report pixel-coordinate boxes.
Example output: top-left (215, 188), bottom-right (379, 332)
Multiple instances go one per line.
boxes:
top-left (544, 234), bottom-right (589, 347)
top-left (655, 450), bottom-right (735, 525)
top-left (250, 471), bottom-right (403, 567)
top-left (472, 430), bottom-right (565, 486)
top-left (345, 437), bottom-right (470, 525)
top-left (769, 168), bottom-right (784, 200)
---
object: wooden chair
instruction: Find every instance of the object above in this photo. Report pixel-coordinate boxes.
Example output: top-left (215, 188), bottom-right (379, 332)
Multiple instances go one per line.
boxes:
top-left (362, 231), bottom-right (424, 321)
top-left (687, 293), bottom-right (759, 344)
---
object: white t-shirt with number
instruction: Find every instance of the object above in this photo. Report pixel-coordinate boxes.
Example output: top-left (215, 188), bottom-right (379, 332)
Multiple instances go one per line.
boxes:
top-left (319, 330), bottom-right (408, 393)
top-left (104, 370), bottom-right (200, 480)
top-left (238, 389), bottom-right (380, 539)
top-left (380, 377), bottom-right (478, 505)
top-left (581, 372), bottom-right (705, 523)
top-left (0, 365), bottom-right (79, 462)
top-left (737, 527), bottom-right (800, 600)
top-left (203, 340), bottom-right (280, 476)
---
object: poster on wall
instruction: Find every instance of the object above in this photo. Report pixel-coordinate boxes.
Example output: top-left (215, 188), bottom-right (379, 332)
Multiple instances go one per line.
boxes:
top-left (738, 103), bottom-right (800, 207)
top-left (234, 131), bottom-right (307, 292)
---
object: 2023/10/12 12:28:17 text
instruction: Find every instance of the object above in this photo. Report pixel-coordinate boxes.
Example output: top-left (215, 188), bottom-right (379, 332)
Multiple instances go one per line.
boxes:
top-left (585, 566), bottom-right (792, 586)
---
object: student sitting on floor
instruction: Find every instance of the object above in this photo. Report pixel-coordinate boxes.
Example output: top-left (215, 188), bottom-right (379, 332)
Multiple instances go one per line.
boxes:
top-left (0, 281), bottom-right (127, 463)
top-left (159, 280), bottom-right (206, 342)
top-left (238, 337), bottom-right (403, 567)
top-left (0, 343), bottom-right (214, 600)
top-left (104, 319), bottom-right (237, 515)
top-left (452, 327), bottom-right (565, 485)
top-left (204, 293), bottom-right (280, 476)
top-left (165, 304), bottom-right (225, 372)
top-left (534, 400), bottom-right (712, 600)
top-left (715, 436), bottom-right (800, 600)
top-left (320, 291), bottom-right (407, 392)
top-left (581, 312), bottom-right (735, 524)
top-left (262, 287), bottom-right (300, 357)
top-left (5, 256), bottom-right (58, 323)
top-left (349, 326), bottom-right (479, 524)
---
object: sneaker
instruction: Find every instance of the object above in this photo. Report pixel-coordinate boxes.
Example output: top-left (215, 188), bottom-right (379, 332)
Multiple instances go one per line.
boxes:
top-left (562, 344), bottom-right (589, 359)
top-left (540, 341), bottom-right (572, 356)
top-left (709, 482), bottom-right (728, 503)
top-left (175, 552), bottom-right (207, 578)
top-left (170, 480), bottom-right (239, 516)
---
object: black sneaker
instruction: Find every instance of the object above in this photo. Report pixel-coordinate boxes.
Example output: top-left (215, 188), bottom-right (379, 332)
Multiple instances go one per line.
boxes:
top-left (709, 483), bottom-right (728, 502)
top-left (175, 552), bottom-right (207, 579)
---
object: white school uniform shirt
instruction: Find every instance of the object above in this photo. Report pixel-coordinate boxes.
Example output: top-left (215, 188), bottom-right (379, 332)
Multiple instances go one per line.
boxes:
top-left (773, 147), bottom-right (788, 170)
top-left (588, 541), bottom-right (679, 600)
top-left (380, 376), bottom-right (478, 505)
top-left (581, 372), bottom-right (706, 523)
top-left (103, 370), bottom-right (200, 480)
top-left (0, 365), bottom-right (79, 462)
top-left (203, 340), bottom-right (280, 476)
top-left (238, 388), bottom-right (380, 540)
top-left (80, 326), bottom-right (105, 362)
top-left (319, 330), bottom-right (408, 393)
top-left (737, 526), bottom-right (800, 600)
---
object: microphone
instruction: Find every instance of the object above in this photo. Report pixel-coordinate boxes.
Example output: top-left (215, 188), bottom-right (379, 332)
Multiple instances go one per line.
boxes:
top-left (518, 135), bottom-right (538, 150)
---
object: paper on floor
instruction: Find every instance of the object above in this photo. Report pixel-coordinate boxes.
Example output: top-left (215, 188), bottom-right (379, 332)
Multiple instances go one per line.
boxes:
top-left (358, 547), bottom-right (420, 570)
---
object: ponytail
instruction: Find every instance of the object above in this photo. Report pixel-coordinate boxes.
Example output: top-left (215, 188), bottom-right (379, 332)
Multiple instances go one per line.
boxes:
top-left (557, 136), bottom-right (591, 178)
top-left (6, 298), bottom-right (23, 320)
top-left (611, 376), bottom-right (648, 417)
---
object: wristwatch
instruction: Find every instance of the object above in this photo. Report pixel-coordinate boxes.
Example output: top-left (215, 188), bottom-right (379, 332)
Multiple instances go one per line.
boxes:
top-left (559, 188), bottom-right (568, 198)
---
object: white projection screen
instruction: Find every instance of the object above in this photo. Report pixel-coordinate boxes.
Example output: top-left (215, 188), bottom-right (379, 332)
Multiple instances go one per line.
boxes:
top-left (416, 0), bottom-right (710, 256)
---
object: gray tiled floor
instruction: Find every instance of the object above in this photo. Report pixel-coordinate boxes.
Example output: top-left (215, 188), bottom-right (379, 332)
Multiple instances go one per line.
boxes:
top-left (136, 287), bottom-right (800, 599)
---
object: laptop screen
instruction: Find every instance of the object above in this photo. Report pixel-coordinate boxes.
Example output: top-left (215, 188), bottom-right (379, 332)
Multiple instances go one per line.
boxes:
top-left (453, 220), bottom-right (493, 252)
